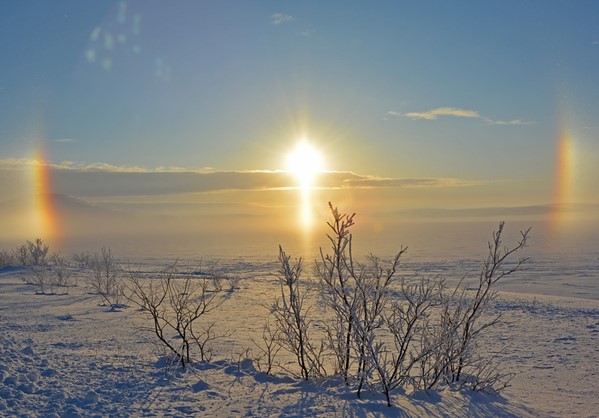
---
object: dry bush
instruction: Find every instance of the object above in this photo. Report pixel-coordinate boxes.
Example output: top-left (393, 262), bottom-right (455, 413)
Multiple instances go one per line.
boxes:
top-left (127, 262), bottom-right (230, 368)
top-left (72, 252), bottom-right (93, 269)
top-left (87, 247), bottom-right (125, 309)
top-left (269, 246), bottom-right (326, 380)
top-left (250, 319), bottom-right (282, 375)
top-left (0, 250), bottom-right (15, 268)
top-left (14, 238), bottom-right (49, 266)
top-left (17, 243), bottom-right (75, 295)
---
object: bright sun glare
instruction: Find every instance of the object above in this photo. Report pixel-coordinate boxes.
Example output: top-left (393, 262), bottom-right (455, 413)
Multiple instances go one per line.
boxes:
top-left (286, 140), bottom-right (324, 187)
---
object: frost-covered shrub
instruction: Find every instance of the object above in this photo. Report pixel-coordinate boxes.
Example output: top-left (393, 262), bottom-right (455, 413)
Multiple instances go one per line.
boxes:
top-left (268, 203), bottom-right (529, 406)
top-left (249, 319), bottom-right (282, 375)
top-left (316, 204), bottom-right (408, 394)
top-left (29, 265), bottom-right (53, 294)
top-left (14, 239), bottom-right (49, 266)
top-left (269, 246), bottom-right (326, 380)
top-left (72, 252), bottom-right (93, 269)
top-left (87, 247), bottom-right (125, 309)
top-left (14, 240), bottom-right (75, 295)
top-left (49, 252), bottom-right (76, 291)
top-left (433, 221), bottom-right (529, 391)
top-left (0, 250), bottom-right (15, 268)
top-left (127, 263), bottom-right (230, 368)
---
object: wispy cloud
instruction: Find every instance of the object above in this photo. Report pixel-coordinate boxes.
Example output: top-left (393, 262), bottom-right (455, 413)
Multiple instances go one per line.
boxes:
top-left (55, 138), bottom-right (77, 143)
top-left (485, 118), bottom-right (530, 126)
top-left (388, 107), bottom-right (533, 125)
top-left (404, 107), bottom-right (480, 120)
top-left (271, 13), bottom-right (293, 25)
top-left (300, 26), bottom-right (315, 36)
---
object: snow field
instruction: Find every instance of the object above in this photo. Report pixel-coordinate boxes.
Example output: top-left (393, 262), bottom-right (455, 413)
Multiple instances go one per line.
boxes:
top-left (1, 262), bottom-right (598, 417)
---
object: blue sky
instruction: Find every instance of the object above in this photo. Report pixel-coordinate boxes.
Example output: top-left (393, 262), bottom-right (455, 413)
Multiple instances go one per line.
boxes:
top-left (1, 1), bottom-right (598, 212)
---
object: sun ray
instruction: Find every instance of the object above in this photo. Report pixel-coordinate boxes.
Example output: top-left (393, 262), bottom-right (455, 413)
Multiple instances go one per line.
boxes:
top-left (284, 138), bottom-right (326, 246)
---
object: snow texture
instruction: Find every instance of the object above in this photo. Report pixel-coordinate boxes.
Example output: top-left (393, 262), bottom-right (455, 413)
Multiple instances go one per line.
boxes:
top-left (1, 259), bottom-right (597, 417)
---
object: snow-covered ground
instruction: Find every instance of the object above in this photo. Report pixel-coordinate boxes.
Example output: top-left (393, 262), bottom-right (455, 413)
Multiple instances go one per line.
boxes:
top-left (1, 255), bottom-right (598, 417)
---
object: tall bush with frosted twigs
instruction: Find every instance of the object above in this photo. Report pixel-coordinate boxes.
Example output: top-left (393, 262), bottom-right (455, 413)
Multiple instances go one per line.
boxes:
top-left (268, 203), bottom-right (529, 406)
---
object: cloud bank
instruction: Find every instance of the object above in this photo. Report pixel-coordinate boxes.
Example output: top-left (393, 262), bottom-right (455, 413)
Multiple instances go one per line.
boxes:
top-left (0, 159), bottom-right (476, 198)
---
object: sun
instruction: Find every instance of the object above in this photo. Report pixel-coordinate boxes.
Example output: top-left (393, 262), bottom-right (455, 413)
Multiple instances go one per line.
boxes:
top-left (286, 139), bottom-right (324, 188)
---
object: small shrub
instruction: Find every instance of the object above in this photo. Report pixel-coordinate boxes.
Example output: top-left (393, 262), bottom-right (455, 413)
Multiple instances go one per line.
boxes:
top-left (14, 239), bottom-right (49, 266)
top-left (88, 247), bottom-right (125, 309)
top-left (72, 252), bottom-right (93, 269)
top-left (29, 265), bottom-right (53, 294)
top-left (23, 252), bottom-right (75, 294)
top-left (250, 319), bottom-right (282, 375)
top-left (127, 262), bottom-right (229, 368)
top-left (49, 252), bottom-right (76, 291)
top-left (270, 246), bottom-right (326, 380)
top-left (0, 250), bottom-right (15, 268)
top-left (436, 221), bottom-right (530, 390)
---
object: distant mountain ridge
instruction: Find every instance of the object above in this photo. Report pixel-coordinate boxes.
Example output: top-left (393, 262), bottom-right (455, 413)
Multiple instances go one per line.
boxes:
top-left (395, 203), bottom-right (599, 219)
